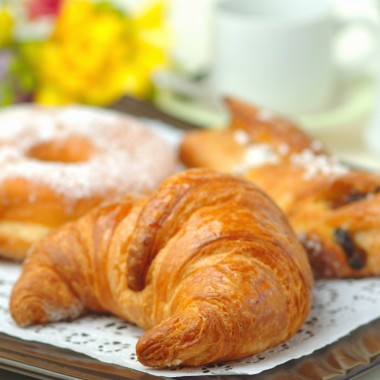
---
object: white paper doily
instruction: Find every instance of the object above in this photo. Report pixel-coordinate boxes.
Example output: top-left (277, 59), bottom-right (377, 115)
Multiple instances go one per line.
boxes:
top-left (1, 262), bottom-right (380, 377)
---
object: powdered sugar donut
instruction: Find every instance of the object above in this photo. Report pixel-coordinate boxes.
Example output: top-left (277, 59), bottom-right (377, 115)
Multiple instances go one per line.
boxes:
top-left (0, 105), bottom-right (178, 261)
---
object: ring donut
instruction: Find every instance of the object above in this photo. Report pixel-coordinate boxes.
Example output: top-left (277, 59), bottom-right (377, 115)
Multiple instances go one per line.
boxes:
top-left (0, 105), bottom-right (178, 261)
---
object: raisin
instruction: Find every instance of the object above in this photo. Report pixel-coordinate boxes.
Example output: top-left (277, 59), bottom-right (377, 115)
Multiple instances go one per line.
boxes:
top-left (333, 228), bottom-right (366, 270)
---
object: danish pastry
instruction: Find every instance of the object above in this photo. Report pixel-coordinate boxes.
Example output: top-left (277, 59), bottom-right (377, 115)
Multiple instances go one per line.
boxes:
top-left (0, 105), bottom-right (177, 261)
top-left (180, 98), bottom-right (380, 278)
top-left (10, 169), bottom-right (313, 367)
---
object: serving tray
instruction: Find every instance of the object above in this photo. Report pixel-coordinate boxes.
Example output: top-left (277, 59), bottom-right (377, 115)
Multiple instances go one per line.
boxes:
top-left (1, 316), bottom-right (380, 380)
top-left (1, 97), bottom-right (379, 380)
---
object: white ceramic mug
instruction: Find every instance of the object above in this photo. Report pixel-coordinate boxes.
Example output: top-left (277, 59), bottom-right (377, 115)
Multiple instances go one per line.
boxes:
top-left (210, 0), bottom-right (377, 116)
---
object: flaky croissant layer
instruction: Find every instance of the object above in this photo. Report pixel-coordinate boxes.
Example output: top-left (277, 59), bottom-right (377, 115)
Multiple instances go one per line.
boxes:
top-left (10, 169), bottom-right (313, 368)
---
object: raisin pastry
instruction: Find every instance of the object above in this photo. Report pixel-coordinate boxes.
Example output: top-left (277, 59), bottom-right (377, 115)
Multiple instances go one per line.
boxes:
top-left (180, 98), bottom-right (380, 278)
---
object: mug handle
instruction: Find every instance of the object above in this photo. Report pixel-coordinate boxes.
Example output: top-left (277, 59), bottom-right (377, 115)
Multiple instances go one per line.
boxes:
top-left (334, 16), bottom-right (380, 78)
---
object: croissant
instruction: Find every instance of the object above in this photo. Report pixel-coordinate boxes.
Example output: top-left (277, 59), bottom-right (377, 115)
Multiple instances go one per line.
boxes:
top-left (180, 98), bottom-right (380, 278)
top-left (10, 169), bottom-right (313, 368)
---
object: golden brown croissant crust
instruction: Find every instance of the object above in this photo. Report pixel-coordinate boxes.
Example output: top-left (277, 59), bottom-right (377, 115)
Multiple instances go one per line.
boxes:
top-left (180, 98), bottom-right (380, 278)
top-left (10, 169), bottom-right (313, 368)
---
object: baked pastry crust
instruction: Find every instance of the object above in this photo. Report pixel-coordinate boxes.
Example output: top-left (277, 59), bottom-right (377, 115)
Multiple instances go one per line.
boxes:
top-left (10, 169), bottom-right (313, 368)
top-left (180, 98), bottom-right (380, 278)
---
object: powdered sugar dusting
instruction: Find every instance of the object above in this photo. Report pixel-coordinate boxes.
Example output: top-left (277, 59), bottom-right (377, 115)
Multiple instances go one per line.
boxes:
top-left (232, 129), bottom-right (282, 173)
top-left (245, 145), bottom-right (279, 166)
top-left (231, 128), bottom-right (347, 181)
top-left (233, 144), bottom-right (280, 174)
top-left (290, 149), bottom-right (348, 180)
top-left (256, 108), bottom-right (274, 122)
top-left (233, 129), bottom-right (250, 145)
top-left (298, 233), bottom-right (322, 256)
top-left (0, 105), bottom-right (177, 201)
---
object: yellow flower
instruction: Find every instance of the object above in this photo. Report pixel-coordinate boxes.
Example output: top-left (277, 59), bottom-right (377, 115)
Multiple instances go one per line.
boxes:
top-left (0, 7), bottom-right (13, 47)
top-left (130, 0), bottom-right (170, 96)
top-left (35, 0), bottom-right (169, 105)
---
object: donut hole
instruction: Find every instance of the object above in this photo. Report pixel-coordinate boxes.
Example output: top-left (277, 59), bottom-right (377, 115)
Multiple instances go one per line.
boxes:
top-left (27, 135), bottom-right (95, 163)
